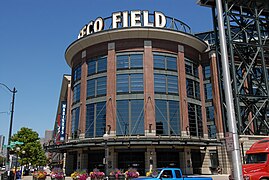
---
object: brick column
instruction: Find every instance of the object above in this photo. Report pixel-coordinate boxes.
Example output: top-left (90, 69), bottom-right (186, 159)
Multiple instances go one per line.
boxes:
top-left (79, 50), bottom-right (87, 138)
top-left (66, 82), bottom-right (72, 141)
top-left (178, 45), bottom-right (189, 137)
top-left (210, 51), bottom-right (224, 138)
top-left (198, 57), bottom-right (208, 138)
top-left (143, 40), bottom-right (155, 136)
top-left (106, 42), bottom-right (116, 136)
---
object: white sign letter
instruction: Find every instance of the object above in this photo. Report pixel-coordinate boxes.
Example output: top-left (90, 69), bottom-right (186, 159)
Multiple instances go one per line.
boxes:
top-left (87, 21), bottom-right (94, 35)
top-left (122, 11), bottom-right (129, 27)
top-left (154, 11), bottom-right (166, 28)
top-left (94, 17), bottom-right (104, 32)
top-left (112, 12), bottom-right (122, 29)
top-left (78, 25), bottom-right (87, 39)
top-left (131, 10), bottom-right (141, 27)
top-left (143, 11), bottom-right (153, 27)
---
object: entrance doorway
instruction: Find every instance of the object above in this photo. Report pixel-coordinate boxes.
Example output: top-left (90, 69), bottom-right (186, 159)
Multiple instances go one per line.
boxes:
top-left (88, 151), bottom-right (105, 172)
top-left (118, 151), bottom-right (145, 175)
top-left (156, 150), bottom-right (180, 168)
top-left (191, 149), bottom-right (204, 174)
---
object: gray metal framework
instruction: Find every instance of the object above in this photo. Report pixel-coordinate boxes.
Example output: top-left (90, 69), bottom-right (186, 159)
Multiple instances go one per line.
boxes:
top-left (198, 0), bottom-right (269, 135)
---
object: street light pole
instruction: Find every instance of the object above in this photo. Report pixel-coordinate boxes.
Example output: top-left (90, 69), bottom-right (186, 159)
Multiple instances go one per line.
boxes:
top-left (215, 0), bottom-right (243, 179)
top-left (0, 83), bottom-right (17, 172)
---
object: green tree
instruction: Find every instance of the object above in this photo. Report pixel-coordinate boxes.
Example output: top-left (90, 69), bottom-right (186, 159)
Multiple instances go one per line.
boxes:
top-left (10, 127), bottom-right (47, 167)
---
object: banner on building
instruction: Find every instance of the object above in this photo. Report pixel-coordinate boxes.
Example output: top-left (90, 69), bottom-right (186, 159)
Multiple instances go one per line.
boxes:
top-left (60, 101), bottom-right (67, 141)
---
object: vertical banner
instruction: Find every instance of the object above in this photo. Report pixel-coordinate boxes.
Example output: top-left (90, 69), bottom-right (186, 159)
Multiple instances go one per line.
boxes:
top-left (60, 101), bottom-right (67, 141)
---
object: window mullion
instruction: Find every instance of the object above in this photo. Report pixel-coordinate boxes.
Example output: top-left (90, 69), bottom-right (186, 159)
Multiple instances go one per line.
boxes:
top-left (167, 101), bottom-right (170, 136)
top-left (129, 100), bottom-right (131, 135)
top-left (94, 103), bottom-right (97, 137)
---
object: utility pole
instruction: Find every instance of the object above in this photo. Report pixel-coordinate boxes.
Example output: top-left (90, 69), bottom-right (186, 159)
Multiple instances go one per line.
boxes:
top-left (215, 0), bottom-right (243, 179)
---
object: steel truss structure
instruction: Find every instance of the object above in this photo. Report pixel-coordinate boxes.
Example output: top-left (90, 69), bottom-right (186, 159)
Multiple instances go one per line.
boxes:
top-left (199, 0), bottom-right (269, 135)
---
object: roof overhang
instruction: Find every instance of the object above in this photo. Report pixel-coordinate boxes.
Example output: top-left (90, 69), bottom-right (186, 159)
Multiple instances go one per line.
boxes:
top-left (65, 27), bottom-right (208, 67)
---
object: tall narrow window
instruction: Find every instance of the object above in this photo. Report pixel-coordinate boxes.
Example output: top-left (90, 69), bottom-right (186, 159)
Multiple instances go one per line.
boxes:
top-left (206, 106), bottom-right (216, 138)
top-left (87, 56), bottom-right (107, 75)
top-left (116, 100), bottom-right (129, 135)
top-left (87, 77), bottom-right (107, 98)
top-left (117, 74), bottom-right (143, 93)
top-left (167, 75), bottom-right (178, 94)
top-left (117, 53), bottom-right (143, 69)
top-left (153, 54), bottom-right (177, 71)
top-left (85, 104), bottom-right (94, 138)
top-left (188, 103), bottom-right (203, 137)
top-left (95, 102), bottom-right (106, 137)
top-left (116, 100), bottom-right (144, 136)
top-left (73, 65), bottom-right (81, 82)
top-left (155, 100), bottom-right (180, 136)
top-left (154, 74), bottom-right (166, 93)
top-left (71, 107), bottom-right (80, 139)
top-left (186, 79), bottom-right (200, 99)
top-left (204, 83), bottom-right (213, 100)
top-left (130, 74), bottom-right (143, 92)
top-left (85, 102), bottom-right (106, 138)
top-left (117, 74), bottom-right (129, 93)
top-left (73, 84), bottom-right (81, 103)
top-left (169, 101), bottom-right (180, 135)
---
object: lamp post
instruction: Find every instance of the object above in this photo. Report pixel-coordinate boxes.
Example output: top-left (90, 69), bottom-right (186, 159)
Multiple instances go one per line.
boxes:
top-left (20, 150), bottom-right (25, 177)
top-left (14, 147), bottom-right (20, 180)
top-left (0, 83), bottom-right (17, 172)
top-left (103, 133), bottom-right (109, 177)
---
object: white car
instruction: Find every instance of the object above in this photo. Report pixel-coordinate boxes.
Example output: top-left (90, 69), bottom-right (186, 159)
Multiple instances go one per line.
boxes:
top-left (1, 166), bottom-right (5, 171)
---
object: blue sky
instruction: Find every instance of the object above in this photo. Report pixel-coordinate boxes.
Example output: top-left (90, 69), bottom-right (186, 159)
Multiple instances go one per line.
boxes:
top-left (0, 0), bottom-right (212, 141)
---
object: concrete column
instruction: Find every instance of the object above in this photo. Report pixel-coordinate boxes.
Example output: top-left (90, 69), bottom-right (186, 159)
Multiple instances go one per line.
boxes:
top-left (108, 146), bottom-right (115, 171)
top-left (210, 51), bottom-right (224, 138)
top-left (77, 150), bottom-right (82, 170)
top-left (80, 151), bottom-right (89, 170)
top-left (145, 147), bottom-right (156, 173)
top-left (106, 42), bottom-right (117, 136)
top-left (79, 50), bottom-right (88, 138)
top-left (177, 45), bottom-right (189, 137)
top-left (182, 147), bottom-right (193, 175)
top-left (143, 40), bottom-right (155, 136)
top-left (198, 58), bottom-right (208, 139)
top-left (201, 148), bottom-right (211, 174)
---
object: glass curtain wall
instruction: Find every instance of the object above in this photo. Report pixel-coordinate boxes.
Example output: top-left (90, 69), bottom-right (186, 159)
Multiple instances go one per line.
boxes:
top-left (84, 56), bottom-right (108, 138)
top-left (153, 53), bottom-right (180, 136)
top-left (116, 53), bottom-right (144, 136)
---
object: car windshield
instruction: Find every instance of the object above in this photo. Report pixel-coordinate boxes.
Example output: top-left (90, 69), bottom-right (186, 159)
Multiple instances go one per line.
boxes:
top-left (245, 153), bottom-right (268, 164)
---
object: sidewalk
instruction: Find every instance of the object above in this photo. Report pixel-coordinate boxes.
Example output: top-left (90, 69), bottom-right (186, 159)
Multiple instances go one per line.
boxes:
top-left (19, 175), bottom-right (229, 180)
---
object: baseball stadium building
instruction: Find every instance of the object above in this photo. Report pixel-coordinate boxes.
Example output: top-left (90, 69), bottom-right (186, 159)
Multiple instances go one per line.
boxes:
top-left (45, 5), bottom-right (269, 176)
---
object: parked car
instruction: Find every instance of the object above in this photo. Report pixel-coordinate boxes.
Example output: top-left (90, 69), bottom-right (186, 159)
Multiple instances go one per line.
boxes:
top-left (1, 166), bottom-right (5, 171)
top-left (136, 168), bottom-right (212, 180)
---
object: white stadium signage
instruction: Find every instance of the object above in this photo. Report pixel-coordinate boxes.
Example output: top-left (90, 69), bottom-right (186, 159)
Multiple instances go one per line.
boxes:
top-left (78, 10), bottom-right (166, 39)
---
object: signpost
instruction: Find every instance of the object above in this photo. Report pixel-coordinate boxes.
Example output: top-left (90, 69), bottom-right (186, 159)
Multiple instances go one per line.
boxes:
top-left (225, 132), bottom-right (234, 152)
top-left (3, 141), bottom-right (24, 172)
top-left (3, 141), bottom-right (24, 149)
